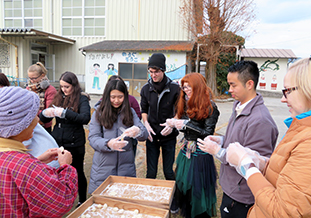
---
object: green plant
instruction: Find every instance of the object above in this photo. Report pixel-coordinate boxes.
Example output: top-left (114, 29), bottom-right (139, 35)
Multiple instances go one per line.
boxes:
top-left (216, 52), bottom-right (236, 94)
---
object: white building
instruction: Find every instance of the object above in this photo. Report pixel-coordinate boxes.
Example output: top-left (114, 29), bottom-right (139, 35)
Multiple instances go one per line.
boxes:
top-left (0, 0), bottom-right (192, 89)
top-left (80, 40), bottom-right (193, 95)
top-left (240, 48), bottom-right (297, 92)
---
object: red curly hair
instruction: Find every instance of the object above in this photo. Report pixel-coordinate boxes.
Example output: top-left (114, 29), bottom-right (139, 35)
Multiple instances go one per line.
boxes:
top-left (176, 73), bottom-right (214, 120)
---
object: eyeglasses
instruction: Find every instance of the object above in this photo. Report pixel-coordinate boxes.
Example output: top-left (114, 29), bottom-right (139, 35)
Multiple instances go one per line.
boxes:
top-left (182, 85), bottom-right (192, 91)
top-left (148, 69), bottom-right (162, 74)
top-left (282, 86), bottom-right (298, 98)
top-left (28, 75), bottom-right (41, 81)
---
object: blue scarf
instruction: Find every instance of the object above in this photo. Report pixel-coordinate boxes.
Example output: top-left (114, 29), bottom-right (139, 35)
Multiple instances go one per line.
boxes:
top-left (284, 110), bottom-right (311, 128)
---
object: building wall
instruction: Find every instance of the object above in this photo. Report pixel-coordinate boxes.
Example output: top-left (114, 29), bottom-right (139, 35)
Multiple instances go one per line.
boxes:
top-left (244, 57), bottom-right (289, 92)
top-left (52, 0), bottom-right (189, 79)
top-left (106, 0), bottom-right (189, 40)
top-left (52, 37), bottom-right (105, 78)
top-left (84, 51), bottom-right (187, 95)
top-left (0, 0), bottom-right (191, 83)
top-left (0, 36), bottom-right (36, 78)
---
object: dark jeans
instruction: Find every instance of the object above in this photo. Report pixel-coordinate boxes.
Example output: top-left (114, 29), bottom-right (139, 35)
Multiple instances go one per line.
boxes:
top-left (146, 138), bottom-right (176, 180)
top-left (66, 146), bottom-right (87, 203)
top-left (220, 193), bottom-right (253, 218)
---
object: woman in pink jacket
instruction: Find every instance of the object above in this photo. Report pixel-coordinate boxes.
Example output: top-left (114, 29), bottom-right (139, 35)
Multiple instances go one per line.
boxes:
top-left (224, 58), bottom-right (311, 217)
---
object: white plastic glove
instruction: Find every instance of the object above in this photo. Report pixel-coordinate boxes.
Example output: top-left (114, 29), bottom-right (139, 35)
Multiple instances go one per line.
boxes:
top-left (107, 137), bottom-right (128, 151)
top-left (42, 108), bottom-right (56, 118)
top-left (121, 126), bottom-right (141, 139)
top-left (159, 122), bottom-right (173, 136)
top-left (197, 136), bottom-right (221, 155)
top-left (165, 118), bottom-right (188, 130)
top-left (53, 105), bottom-right (66, 118)
top-left (207, 135), bottom-right (224, 147)
top-left (244, 147), bottom-right (269, 172)
top-left (226, 142), bottom-right (261, 180)
top-left (197, 136), bottom-right (226, 161)
top-left (144, 121), bottom-right (156, 142)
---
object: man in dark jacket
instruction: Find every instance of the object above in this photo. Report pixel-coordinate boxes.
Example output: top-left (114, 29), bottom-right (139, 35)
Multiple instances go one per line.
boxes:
top-left (140, 53), bottom-right (180, 183)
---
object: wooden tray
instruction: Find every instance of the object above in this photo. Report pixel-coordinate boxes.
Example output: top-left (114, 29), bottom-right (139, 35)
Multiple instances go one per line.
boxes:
top-left (92, 176), bottom-right (175, 210)
top-left (66, 196), bottom-right (169, 218)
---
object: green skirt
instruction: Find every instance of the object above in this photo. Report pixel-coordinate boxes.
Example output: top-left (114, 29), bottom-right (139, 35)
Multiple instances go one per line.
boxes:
top-left (175, 148), bottom-right (217, 217)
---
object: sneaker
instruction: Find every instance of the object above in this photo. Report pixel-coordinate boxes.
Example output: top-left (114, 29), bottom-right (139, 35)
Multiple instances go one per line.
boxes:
top-left (170, 207), bottom-right (180, 214)
top-left (170, 198), bottom-right (179, 214)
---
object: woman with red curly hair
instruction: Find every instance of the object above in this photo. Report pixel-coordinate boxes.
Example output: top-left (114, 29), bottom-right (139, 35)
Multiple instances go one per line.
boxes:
top-left (162, 73), bottom-right (219, 217)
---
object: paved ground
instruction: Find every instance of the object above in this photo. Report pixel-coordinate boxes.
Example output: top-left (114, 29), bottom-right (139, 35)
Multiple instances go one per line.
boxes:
top-left (64, 94), bottom-right (290, 217)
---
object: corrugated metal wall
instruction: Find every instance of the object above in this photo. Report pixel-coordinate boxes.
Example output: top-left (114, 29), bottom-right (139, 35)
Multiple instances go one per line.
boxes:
top-left (52, 0), bottom-right (190, 80)
top-left (0, 0), bottom-right (191, 82)
top-left (0, 36), bottom-right (30, 79)
top-left (53, 37), bottom-right (105, 78)
top-left (0, 36), bottom-right (52, 81)
top-left (106, 0), bottom-right (189, 40)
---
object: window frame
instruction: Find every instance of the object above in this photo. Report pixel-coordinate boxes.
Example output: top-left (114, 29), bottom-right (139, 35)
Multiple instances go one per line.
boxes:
top-left (118, 62), bottom-right (148, 96)
top-left (61, 0), bottom-right (106, 37)
top-left (3, 0), bottom-right (43, 30)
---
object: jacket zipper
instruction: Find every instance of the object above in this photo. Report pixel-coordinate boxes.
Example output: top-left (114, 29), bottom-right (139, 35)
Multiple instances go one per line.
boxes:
top-left (157, 88), bottom-right (170, 120)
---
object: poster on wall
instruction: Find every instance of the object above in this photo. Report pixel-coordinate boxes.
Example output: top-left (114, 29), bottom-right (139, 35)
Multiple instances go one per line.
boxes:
top-left (85, 52), bottom-right (187, 94)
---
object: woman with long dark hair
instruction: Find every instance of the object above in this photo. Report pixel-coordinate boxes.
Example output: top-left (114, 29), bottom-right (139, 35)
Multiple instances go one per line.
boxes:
top-left (162, 73), bottom-right (219, 217)
top-left (88, 79), bottom-right (148, 193)
top-left (39, 71), bottom-right (90, 207)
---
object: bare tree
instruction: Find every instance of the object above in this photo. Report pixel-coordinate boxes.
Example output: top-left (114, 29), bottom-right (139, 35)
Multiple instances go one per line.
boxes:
top-left (180, 0), bottom-right (255, 95)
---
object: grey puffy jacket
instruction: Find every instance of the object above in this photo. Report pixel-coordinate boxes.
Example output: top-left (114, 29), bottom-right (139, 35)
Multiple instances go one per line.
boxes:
top-left (88, 107), bottom-right (148, 193)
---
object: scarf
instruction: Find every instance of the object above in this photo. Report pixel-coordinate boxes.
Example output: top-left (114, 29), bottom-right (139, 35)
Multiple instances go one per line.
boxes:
top-left (28, 76), bottom-right (50, 111)
top-left (152, 74), bottom-right (167, 94)
top-left (0, 138), bottom-right (29, 153)
top-left (284, 110), bottom-right (311, 128)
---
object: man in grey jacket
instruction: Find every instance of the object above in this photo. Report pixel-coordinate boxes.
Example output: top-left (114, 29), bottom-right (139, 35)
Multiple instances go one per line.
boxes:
top-left (198, 60), bottom-right (278, 218)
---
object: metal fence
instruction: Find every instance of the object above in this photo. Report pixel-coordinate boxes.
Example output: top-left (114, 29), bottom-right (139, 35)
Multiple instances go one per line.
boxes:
top-left (7, 76), bottom-right (27, 87)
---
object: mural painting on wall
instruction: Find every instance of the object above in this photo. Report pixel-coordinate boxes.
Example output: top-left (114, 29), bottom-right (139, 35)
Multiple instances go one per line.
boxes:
top-left (85, 52), bottom-right (187, 94)
top-left (166, 64), bottom-right (186, 84)
top-left (259, 59), bottom-right (280, 91)
top-left (86, 53), bottom-right (116, 94)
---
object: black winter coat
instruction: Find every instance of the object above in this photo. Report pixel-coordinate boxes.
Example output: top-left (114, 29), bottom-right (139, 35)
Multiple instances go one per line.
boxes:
top-left (39, 94), bottom-right (91, 148)
top-left (140, 77), bottom-right (180, 142)
top-left (180, 101), bottom-right (220, 141)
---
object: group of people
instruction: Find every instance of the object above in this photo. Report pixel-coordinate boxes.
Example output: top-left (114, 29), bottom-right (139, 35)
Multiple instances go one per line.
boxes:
top-left (0, 53), bottom-right (311, 218)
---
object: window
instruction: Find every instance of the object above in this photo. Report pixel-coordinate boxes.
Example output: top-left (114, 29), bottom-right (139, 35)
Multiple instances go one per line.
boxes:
top-left (62, 0), bottom-right (105, 36)
top-left (3, 0), bottom-right (43, 30)
top-left (119, 63), bottom-right (148, 96)
top-left (0, 43), bottom-right (10, 68)
top-left (119, 63), bottom-right (148, 80)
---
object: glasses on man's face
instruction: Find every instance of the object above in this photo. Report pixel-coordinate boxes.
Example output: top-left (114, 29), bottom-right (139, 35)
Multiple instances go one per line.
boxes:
top-left (28, 75), bottom-right (41, 81)
top-left (148, 69), bottom-right (162, 74)
top-left (182, 85), bottom-right (192, 91)
top-left (282, 86), bottom-right (298, 98)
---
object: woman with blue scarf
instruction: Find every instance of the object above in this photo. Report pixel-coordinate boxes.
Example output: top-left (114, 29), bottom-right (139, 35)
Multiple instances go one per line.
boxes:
top-left (225, 57), bottom-right (311, 217)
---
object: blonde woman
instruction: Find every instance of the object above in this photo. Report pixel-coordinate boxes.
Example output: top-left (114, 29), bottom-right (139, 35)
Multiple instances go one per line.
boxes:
top-left (27, 62), bottom-right (57, 133)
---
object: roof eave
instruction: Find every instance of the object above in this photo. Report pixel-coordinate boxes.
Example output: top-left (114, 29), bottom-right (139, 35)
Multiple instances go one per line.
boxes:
top-left (0, 28), bottom-right (75, 44)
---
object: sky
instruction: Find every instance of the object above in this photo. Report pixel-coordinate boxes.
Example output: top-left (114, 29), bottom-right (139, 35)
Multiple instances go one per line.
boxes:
top-left (243, 0), bottom-right (311, 58)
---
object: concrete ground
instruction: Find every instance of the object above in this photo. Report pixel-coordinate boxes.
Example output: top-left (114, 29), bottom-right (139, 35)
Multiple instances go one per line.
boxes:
top-left (64, 93), bottom-right (290, 217)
